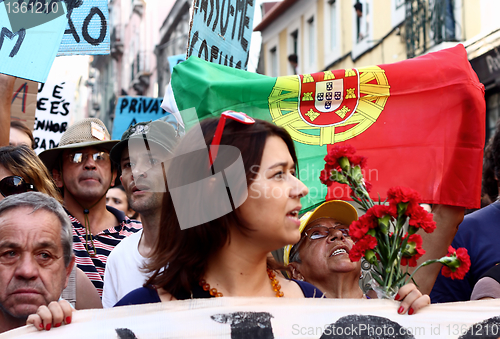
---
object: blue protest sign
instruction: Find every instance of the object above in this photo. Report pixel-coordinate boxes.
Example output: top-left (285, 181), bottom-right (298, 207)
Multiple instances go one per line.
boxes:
top-left (187, 0), bottom-right (255, 70)
top-left (112, 96), bottom-right (182, 140)
top-left (57, 0), bottom-right (109, 56)
top-left (0, 1), bottom-right (67, 82)
top-left (168, 54), bottom-right (185, 74)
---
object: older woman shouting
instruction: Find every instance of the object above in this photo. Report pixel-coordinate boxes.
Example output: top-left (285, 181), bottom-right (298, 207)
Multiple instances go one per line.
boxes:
top-left (284, 200), bottom-right (430, 315)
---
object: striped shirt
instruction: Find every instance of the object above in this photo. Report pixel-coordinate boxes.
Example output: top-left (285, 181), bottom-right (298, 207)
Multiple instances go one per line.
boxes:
top-left (68, 206), bottom-right (142, 296)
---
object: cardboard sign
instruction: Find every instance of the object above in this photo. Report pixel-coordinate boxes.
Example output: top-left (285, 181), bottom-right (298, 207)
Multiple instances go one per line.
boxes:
top-left (10, 78), bottom-right (38, 130)
top-left (187, 0), bottom-right (255, 70)
top-left (168, 54), bottom-right (185, 74)
top-left (2, 298), bottom-right (499, 338)
top-left (57, 0), bottom-right (110, 56)
top-left (0, 2), bottom-right (67, 82)
top-left (33, 80), bottom-right (75, 154)
top-left (112, 96), bottom-right (182, 140)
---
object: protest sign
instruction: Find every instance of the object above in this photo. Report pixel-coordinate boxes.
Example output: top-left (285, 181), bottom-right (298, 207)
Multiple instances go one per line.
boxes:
top-left (0, 1), bottom-right (67, 82)
top-left (33, 80), bottom-right (75, 154)
top-left (187, 0), bottom-right (255, 70)
top-left (2, 298), bottom-right (499, 338)
top-left (112, 96), bottom-right (182, 140)
top-left (168, 53), bottom-right (185, 74)
top-left (10, 78), bottom-right (37, 130)
top-left (57, 0), bottom-right (110, 56)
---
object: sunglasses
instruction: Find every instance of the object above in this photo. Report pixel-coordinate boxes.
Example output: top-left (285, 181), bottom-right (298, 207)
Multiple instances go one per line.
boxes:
top-left (0, 176), bottom-right (36, 198)
top-left (66, 151), bottom-right (110, 164)
top-left (208, 111), bottom-right (256, 167)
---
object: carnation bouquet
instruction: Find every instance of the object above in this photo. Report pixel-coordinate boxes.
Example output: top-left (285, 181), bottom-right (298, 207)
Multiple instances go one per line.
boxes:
top-left (320, 145), bottom-right (471, 299)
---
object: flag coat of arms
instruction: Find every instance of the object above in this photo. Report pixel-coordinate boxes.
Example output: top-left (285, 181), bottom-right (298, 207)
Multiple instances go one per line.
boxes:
top-left (171, 44), bottom-right (485, 211)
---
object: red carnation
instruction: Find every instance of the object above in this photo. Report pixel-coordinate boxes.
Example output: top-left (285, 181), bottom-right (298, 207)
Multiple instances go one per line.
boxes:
top-left (401, 234), bottom-right (425, 267)
top-left (387, 186), bottom-right (421, 214)
top-left (349, 220), bottom-right (369, 241)
top-left (367, 204), bottom-right (396, 219)
top-left (349, 234), bottom-right (377, 262)
top-left (350, 155), bottom-right (367, 168)
top-left (408, 205), bottom-right (436, 233)
top-left (364, 180), bottom-right (372, 193)
top-left (319, 167), bottom-right (334, 186)
top-left (324, 144), bottom-right (367, 170)
top-left (440, 246), bottom-right (471, 280)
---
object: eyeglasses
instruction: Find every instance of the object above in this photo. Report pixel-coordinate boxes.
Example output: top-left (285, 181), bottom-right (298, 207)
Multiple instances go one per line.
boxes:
top-left (66, 151), bottom-right (110, 164)
top-left (288, 224), bottom-right (350, 263)
top-left (303, 224), bottom-right (350, 240)
top-left (0, 176), bottom-right (36, 198)
top-left (208, 111), bottom-right (256, 167)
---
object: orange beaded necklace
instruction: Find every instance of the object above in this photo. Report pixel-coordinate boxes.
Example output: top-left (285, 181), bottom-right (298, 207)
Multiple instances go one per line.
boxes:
top-left (199, 268), bottom-right (284, 298)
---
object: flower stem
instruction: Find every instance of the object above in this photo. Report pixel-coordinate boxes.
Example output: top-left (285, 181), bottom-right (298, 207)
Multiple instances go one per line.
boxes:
top-left (405, 259), bottom-right (440, 285)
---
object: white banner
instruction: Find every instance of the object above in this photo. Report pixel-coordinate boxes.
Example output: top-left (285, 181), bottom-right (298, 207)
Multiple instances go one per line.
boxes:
top-left (33, 81), bottom-right (75, 154)
top-left (1, 298), bottom-right (499, 338)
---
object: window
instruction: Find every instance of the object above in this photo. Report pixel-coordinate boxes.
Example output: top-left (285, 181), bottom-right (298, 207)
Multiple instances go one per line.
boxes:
top-left (270, 47), bottom-right (278, 77)
top-left (307, 16), bottom-right (315, 67)
top-left (324, 0), bottom-right (341, 66)
top-left (291, 30), bottom-right (298, 56)
top-left (391, 0), bottom-right (406, 27)
top-left (352, 0), bottom-right (373, 60)
top-left (354, 1), bottom-right (369, 43)
top-left (289, 30), bottom-right (299, 75)
top-left (329, 1), bottom-right (337, 51)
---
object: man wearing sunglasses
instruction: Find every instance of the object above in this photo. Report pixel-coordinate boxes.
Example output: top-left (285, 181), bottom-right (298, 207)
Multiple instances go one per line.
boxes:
top-left (101, 120), bottom-right (179, 307)
top-left (0, 193), bottom-right (74, 333)
top-left (39, 119), bottom-right (142, 297)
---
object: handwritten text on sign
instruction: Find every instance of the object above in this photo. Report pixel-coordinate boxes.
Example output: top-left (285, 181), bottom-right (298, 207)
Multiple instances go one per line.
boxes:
top-left (10, 78), bottom-right (38, 131)
top-left (57, 0), bottom-right (110, 56)
top-left (0, 1), bottom-right (67, 82)
top-left (33, 81), bottom-right (75, 154)
top-left (188, 0), bottom-right (255, 70)
top-left (112, 96), bottom-right (176, 140)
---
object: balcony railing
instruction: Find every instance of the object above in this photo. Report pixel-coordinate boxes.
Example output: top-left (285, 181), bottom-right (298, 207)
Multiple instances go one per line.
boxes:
top-left (131, 51), bottom-right (152, 94)
top-left (405, 0), bottom-right (458, 58)
top-left (110, 26), bottom-right (124, 59)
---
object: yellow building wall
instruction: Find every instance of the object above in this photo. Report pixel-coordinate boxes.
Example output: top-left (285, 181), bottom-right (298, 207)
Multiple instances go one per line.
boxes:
top-left (316, 0), bottom-right (325, 70)
top-left (373, 0), bottom-right (393, 39)
top-left (463, 0), bottom-right (481, 39)
top-left (262, 0), bottom-right (482, 76)
top-left (279, 29), bottom-right (288, 76)
top-left (339, 0), bottom-right (353, 57)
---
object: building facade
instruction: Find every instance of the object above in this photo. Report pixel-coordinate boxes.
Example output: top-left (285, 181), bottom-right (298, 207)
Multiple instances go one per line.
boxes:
top-left (255, 0), bottom-right (500, 139)
top-left (88, 0), bottom-right (175, 129)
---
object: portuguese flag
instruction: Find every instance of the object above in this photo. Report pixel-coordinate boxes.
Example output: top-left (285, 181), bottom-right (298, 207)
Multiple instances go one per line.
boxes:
top-left (171, 44), bottom-right (485, 211)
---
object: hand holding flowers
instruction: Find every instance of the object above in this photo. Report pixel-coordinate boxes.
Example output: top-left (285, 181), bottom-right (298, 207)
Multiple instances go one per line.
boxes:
top-left (321, 145), bottom-right (471, 298)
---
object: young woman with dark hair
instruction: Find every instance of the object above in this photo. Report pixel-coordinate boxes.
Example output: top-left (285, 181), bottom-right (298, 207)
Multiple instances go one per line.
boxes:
top-left (117, 117), bottom-right (319, 303)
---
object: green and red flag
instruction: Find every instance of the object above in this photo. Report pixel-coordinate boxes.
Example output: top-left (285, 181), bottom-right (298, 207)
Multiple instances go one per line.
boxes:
top-left (171, 44), bottom-right (485, 211)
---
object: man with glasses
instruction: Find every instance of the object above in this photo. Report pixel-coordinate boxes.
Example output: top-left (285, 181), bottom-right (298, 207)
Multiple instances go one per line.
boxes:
top-left (39, 118), bottom-right (142, 296)
top-left (102, 120), bottom-right (179, 307)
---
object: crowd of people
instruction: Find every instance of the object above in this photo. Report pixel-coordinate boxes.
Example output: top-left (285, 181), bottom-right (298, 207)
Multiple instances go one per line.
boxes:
top-left (0, 111), bottom-right (497, 334)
